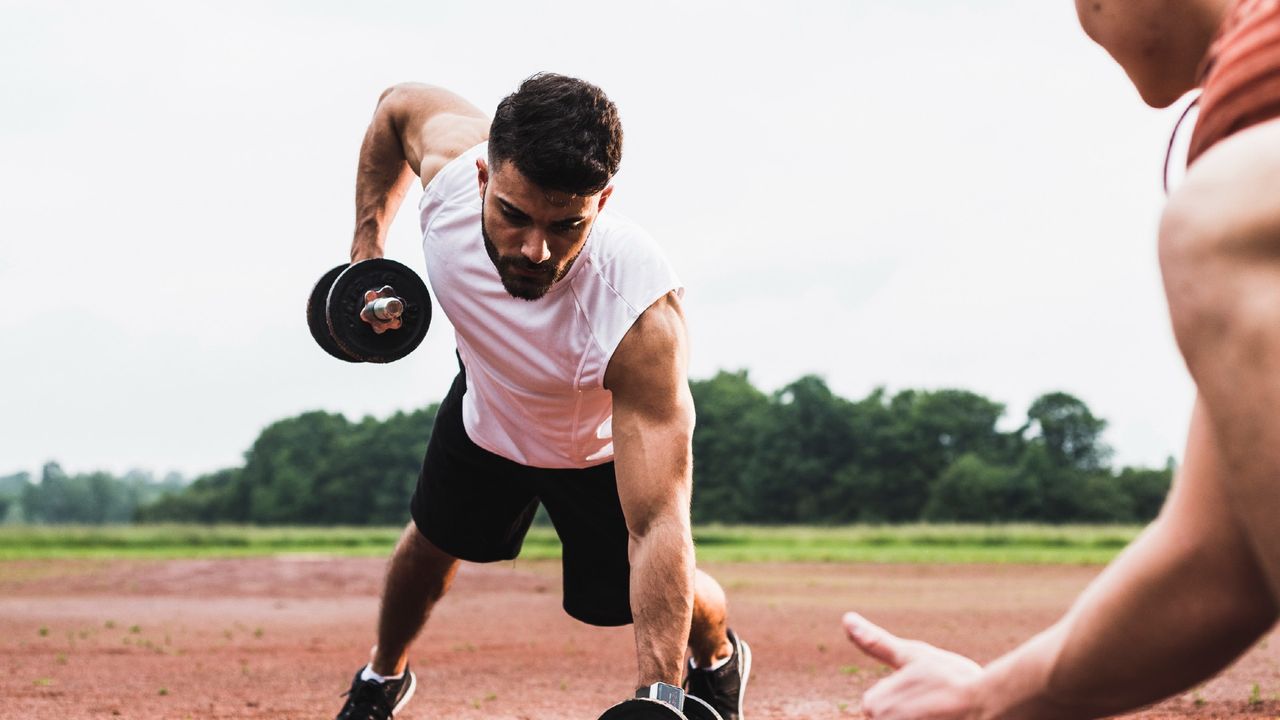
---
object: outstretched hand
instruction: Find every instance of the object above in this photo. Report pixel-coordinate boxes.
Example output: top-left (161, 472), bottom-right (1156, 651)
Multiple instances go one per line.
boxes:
top-left (843, 612), bottom-right (984, 720)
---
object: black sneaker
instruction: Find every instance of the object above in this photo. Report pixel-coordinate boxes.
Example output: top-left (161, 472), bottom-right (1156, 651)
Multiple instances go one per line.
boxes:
top-left (335, 666), bottom-right (417, 720)
top-left (684, 628), bottom-right (751, 720)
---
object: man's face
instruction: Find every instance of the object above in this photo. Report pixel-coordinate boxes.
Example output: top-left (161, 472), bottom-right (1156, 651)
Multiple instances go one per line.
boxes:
top-left (1074, 0), bottom-right (1226, 108)
top-left (477, 158), bottom-right (613, 301)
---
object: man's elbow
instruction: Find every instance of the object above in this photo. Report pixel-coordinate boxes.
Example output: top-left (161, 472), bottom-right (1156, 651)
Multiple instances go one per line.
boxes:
top-left (628, 501), bottom-right (693, 546)
top-left (374, 82), bottom-right (434, 115)
top-left (627, 514), bottom-right (695, 577)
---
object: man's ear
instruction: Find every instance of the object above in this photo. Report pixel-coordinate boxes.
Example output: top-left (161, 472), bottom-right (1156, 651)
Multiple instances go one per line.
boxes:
top-left (476, 158), bottom-right (489, 198)
top-left (597, 184), bottom-right (615, 212)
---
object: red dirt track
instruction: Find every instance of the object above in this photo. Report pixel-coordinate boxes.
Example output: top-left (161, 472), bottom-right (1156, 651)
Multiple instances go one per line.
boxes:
top-left (2, 557), bottom-right (1277, 719)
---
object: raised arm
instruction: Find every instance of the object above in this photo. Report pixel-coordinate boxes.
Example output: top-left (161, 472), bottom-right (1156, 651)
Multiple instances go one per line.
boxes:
top-left (350, 83), bottom-right (489, 262)
top-left (605, 291), bottom-right (698, 687)
top-left (845, 400), bottom-right (1279, 719)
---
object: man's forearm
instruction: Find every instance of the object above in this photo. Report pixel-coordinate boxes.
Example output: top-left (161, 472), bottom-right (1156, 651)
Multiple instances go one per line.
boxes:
top-left (629, 517), bottom-right (696, 686)
top-left (350, 91), bottom-right (417, 262)
top-left (972, 516), bottom-right (1277, 719)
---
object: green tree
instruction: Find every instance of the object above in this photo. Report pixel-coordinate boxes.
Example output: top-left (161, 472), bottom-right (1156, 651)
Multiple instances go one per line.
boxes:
top-left (242, 411), bottom-right (356, 523)
top-left (136, 468), bottom-right (242, 523)
top-left (0, 472), bottom-right (31, 523)
top-left (689, 370), bottom-right (770, 523)
top-left (827, 388), bottom-right (1012, 522)
top-left (923, 453), bottom-right (1019, 522)
top-left (1025, 392), bottom-right (1111, 472)
top-left (740, 376), bottom-right (859, 523)
top-left (1115, 464), bottom-right (1174, 521)
top-left (140, 406), bottom-right (437, 525)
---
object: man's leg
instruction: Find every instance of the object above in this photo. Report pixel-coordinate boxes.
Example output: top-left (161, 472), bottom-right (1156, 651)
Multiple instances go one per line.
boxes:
top-left (370, 521), bottom-right (460, 676)
top-left (1159, 117), bottom-right (1280, 597)
top-left (688, 569), bottom-right (732, 667)
top-left (684, 568), bottom-right (751, 720)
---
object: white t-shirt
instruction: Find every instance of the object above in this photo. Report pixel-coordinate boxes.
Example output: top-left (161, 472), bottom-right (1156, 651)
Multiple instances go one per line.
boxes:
top-left (419, 142), bottom-right (683, 469)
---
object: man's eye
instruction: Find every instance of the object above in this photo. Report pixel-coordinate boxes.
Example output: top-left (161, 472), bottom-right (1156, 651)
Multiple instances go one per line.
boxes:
top-left (552, 223), bottom-right (579, 233)
top-left (502, 210), bottom-right (528, 225)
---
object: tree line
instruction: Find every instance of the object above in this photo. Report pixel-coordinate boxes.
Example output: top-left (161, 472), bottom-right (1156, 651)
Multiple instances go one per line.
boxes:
top-left (689, 372), bottom-right (1170, 524)
top-left (4, 372), bottom-right (1173, 525)
top-left (0, 467), bottom-right (185, 524)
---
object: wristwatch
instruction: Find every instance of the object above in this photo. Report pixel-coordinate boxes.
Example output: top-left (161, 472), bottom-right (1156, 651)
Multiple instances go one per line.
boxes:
top-left (635, 681), bottom-right (685, 711)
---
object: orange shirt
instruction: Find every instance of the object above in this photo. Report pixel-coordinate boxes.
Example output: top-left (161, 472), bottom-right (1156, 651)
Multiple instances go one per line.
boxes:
top-left (1187, 0), bottom-right (1280, 164)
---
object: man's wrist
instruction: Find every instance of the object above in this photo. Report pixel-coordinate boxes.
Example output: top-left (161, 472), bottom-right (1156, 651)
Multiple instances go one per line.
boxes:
top-left (963, 670), bottom-right (997, 720)
top-left (964, 652), bottom-right (1065, 720)
top-left (635, 682), bottom-right (685, 710)
top-left (349, 239), bottom-right (383, 263)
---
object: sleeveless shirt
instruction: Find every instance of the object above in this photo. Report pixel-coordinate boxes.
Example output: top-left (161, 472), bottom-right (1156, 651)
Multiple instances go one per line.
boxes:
top-left (418, 142), bottom-right (683, 469)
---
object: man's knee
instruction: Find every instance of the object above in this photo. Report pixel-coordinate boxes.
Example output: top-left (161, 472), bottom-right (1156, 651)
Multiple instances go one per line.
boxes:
top-left (693, 569), bottom-right (727, 617)
top-left (396, 521), bottom-right (458, 568)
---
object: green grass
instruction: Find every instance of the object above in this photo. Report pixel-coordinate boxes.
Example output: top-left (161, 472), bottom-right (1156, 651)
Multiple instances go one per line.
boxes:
top-left (688, 524), bottom-right (1141, 564)
top-left (0, 523), bottom-right (1144, 564)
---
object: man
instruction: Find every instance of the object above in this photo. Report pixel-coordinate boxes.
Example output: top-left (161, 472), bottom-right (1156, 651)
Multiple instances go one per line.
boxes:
top-left (334, 74), bottom-right (751, 720)
top-left (842, 1), bottom-right (1280, 717)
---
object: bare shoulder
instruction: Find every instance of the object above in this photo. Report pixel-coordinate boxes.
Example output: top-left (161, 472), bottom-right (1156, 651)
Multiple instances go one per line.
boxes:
top-left (604, 291), bottom-right (690, 407)
top-left (1163, 117), bottom-right (1280, 252)
top-left (378, 83), bottom-right (490, 186)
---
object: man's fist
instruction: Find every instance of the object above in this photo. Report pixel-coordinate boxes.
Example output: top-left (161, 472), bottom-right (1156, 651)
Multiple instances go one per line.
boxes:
top-left (359, 285), bottom-right (404, 334)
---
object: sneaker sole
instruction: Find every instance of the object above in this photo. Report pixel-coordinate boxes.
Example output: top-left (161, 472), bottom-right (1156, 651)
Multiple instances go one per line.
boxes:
top-left (736, 637), bottom-right (752, 720)
top-left (392, 671), bottom-right (417, 716)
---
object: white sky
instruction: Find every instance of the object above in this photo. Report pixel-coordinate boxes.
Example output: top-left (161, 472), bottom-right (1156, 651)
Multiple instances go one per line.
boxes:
top-left (0, 0), bottom-right (1195, 479)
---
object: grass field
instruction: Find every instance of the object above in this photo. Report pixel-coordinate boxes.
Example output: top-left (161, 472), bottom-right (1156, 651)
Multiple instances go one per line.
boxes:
top-left (0, 523), bottom-right (1144, 563)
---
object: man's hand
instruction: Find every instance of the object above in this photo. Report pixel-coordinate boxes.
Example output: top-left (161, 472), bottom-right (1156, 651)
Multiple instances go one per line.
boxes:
top-left (358, 286), bottom-right (404, 335)
top-left (843, 612), bottom-right (983, 720)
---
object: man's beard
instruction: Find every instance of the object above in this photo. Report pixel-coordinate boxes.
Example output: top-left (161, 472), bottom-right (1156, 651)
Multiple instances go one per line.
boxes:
top-left (480, 206), bottom-right (578, 301)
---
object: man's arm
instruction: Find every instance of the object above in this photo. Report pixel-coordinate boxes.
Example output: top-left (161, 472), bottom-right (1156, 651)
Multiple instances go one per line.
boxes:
top-left (845, 401), bottom-right (1279, 719)
top-left (350, 83), bottom-right (488, 263)
top-left (605, 291), bottom-right (697, 687)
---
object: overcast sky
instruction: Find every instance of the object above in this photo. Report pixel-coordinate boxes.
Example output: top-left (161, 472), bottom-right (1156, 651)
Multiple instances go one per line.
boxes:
top-left (1, 0), bottom-right (1197, 480)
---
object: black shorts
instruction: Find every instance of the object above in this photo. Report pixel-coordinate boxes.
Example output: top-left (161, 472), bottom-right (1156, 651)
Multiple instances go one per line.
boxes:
top-left (410, 367), bottom-right (632, 627)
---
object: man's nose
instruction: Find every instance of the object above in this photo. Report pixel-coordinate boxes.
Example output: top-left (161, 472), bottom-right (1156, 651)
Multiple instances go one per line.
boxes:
top-left (521, 232), bottom-right (551, 265)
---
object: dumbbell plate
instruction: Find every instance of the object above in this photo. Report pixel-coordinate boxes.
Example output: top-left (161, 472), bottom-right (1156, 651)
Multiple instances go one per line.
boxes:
top-left (307, 263), bottom-right (359, 362)
top-left (597, 698), bottom-right (688, 720)
top-left (326, 258), bottom-right (432, 364)
top-left (683, 696), bottom-right (724, 720)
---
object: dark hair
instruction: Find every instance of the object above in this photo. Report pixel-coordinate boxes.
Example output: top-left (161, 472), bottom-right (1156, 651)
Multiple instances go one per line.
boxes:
top-left (488, 72), bottom-right (623, 195)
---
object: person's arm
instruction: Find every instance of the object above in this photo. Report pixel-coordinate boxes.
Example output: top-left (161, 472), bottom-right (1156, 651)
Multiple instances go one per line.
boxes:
top-left (845, 400), bottom-right (1279, 720)
top-left (350, 82), bottom-right (488, 263)
top-left (605, 291), bottom-right (697, 687)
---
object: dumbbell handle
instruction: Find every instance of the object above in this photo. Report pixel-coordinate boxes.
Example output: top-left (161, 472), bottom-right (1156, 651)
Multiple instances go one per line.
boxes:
top-left (364, 295), bottom-right (404, 321)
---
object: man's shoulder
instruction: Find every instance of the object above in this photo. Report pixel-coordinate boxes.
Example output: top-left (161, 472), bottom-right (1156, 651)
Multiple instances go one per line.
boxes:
top-left (603, 290), bottom-right (688, 398)
top-left (423, 141), bottom-right (487, 201)
top-left (583, 211), bottom-right (672, 277)
top-left (575, 212), bottom-right (681, 317)
top-left (420, 142), bottom-right (486, 234)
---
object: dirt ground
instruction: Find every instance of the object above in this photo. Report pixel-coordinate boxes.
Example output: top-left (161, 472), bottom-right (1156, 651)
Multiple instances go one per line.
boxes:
top-left (2, 557), bottom-right (1278, 719)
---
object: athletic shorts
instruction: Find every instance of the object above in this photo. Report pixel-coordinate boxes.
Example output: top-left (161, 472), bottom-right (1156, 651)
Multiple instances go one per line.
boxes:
top-left (409, 365), bottom-right (633, 627)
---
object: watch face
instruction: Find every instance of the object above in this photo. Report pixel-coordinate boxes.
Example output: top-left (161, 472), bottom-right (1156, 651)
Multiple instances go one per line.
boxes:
top-left (650, 682), bottom-right (685, 710)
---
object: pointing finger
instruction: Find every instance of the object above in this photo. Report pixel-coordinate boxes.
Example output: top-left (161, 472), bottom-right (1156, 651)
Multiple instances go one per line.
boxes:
top-left (843, 612), bottom-right (916, 670)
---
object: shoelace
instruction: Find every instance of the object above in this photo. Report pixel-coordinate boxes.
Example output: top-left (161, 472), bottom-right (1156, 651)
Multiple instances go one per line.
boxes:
top-left (338, 680), bottom-right (393, 720)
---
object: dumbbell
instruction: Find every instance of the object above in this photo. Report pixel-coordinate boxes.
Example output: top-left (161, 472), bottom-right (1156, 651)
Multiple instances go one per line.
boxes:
top-left (306, 258), bottom-right (432, 363)
top-left (597, 683), bottom-right (723, 720)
